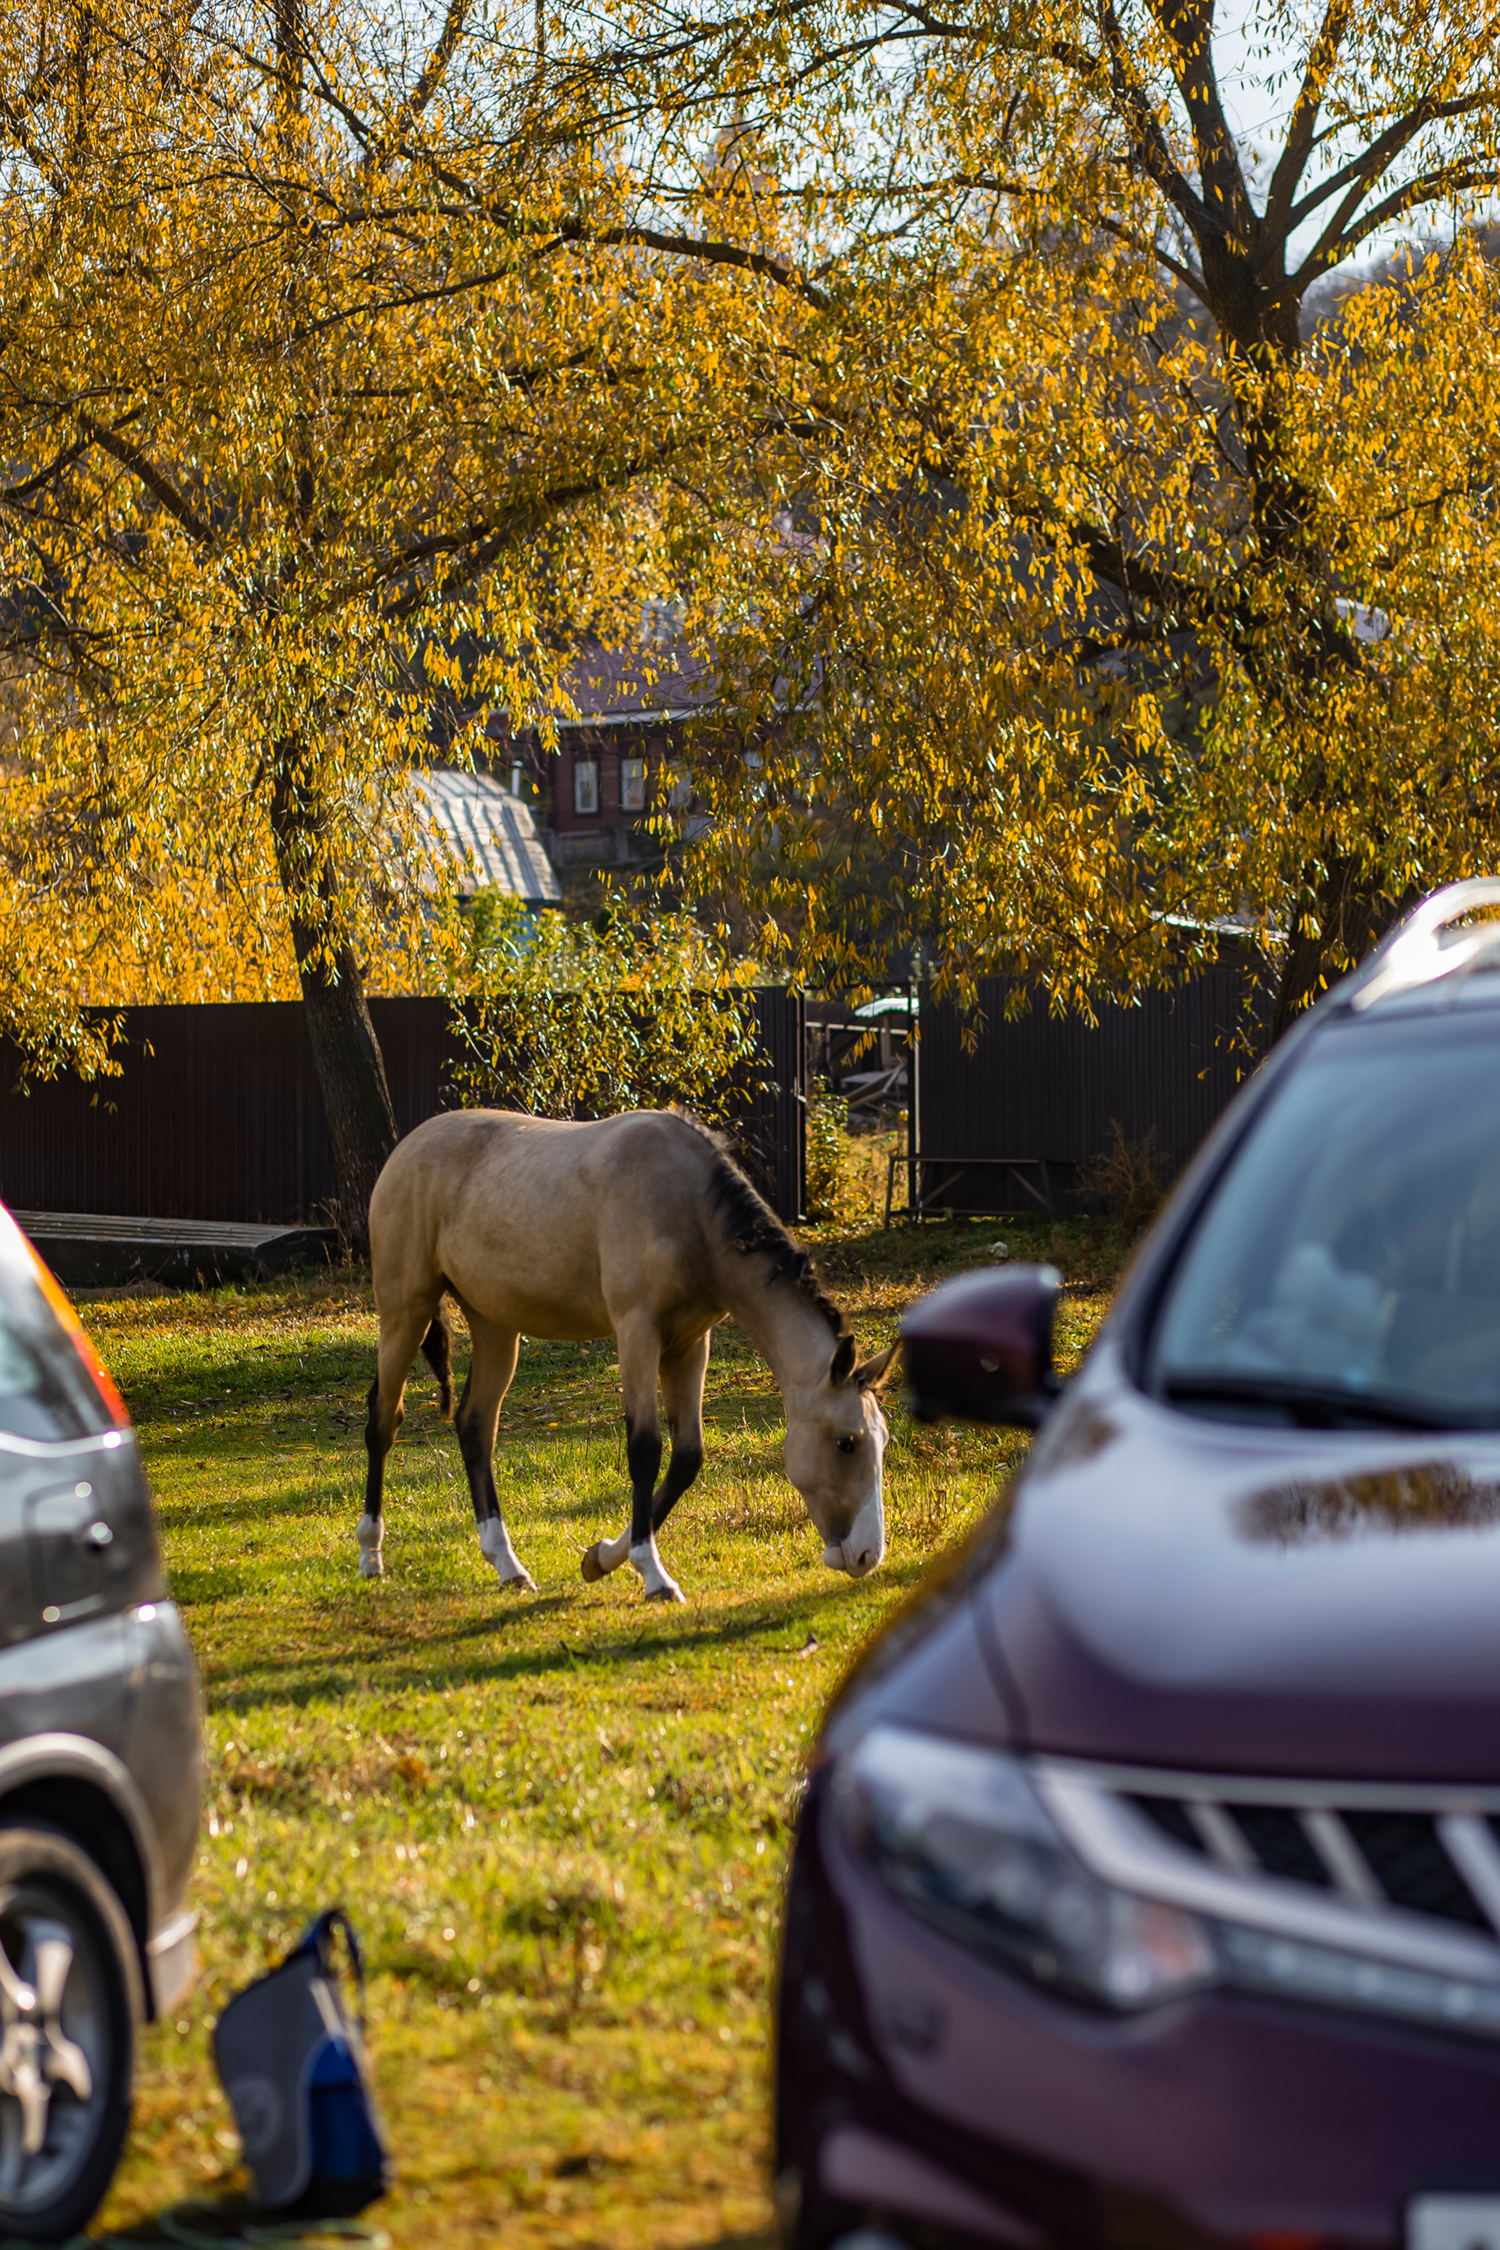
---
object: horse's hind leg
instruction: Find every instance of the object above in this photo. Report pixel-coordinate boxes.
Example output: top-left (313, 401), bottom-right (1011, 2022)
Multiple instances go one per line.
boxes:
top-left (453, 1310), bottom-right (532, 1591)
top-left (361, 1299), bottom-right (437, 1579)
top-left (420, 1303), bottom-right (456, 1420)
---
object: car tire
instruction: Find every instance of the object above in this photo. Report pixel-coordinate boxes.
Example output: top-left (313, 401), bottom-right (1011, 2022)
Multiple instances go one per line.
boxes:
top-left (0, 1825), bottom-right (141, 2244)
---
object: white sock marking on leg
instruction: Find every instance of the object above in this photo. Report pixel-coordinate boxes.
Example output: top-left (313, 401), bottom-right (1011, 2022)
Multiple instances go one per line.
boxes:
top-left (479, 1515), bottom-right (535, 1589)
top-left (356, 1512), bottom-right (384, 1580)
top-left (596, 1526), bottom-right (631, 1574)
top-left (630, 1537), bottom-right (684, 1602)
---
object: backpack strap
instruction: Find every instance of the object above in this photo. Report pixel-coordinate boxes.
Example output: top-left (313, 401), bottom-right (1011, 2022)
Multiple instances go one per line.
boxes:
top-left (290, 1908), bottom-right (367, 2030)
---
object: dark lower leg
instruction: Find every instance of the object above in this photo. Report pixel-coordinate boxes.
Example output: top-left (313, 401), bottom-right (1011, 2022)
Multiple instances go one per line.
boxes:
top-left (456, 1388), bottom-right (501, 1525)
top-left (362, 1377), bottom-right (387, 1521)
top-left (627, 1421), bottom-right (664, 1548)
top-left (651, 1435), bottom-right (705, 1533)
top-left (360, 1375), bottom-right (402, 1577)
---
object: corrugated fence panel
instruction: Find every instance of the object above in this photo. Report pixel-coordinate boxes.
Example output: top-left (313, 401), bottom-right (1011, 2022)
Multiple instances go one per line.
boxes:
top-left (737, 990), bottom-right (806, 1223)
top-left (916, 953), bottom-right (1270, 1214)
top-left (0, 1005), bottom-right (327, 1224)
top-left (0, 993), bottom-right (805, 1226)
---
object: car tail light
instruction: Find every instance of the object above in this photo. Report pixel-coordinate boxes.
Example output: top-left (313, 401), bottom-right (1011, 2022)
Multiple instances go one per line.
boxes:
top-left (21, 1242), bottom-right (129, 1429)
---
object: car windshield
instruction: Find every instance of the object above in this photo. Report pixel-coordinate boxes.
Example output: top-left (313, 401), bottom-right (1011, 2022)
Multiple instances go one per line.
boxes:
top-left (1153, 1012), bottom-right (1500, 1427)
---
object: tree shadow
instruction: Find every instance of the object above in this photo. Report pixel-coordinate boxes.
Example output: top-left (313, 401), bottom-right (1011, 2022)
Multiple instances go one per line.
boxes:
top-left (200, 1580), bottom-right (857, 1713)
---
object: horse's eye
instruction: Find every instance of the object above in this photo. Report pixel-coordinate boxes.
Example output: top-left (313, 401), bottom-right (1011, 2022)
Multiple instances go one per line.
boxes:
top-left (835, 1434), bottom-right (857, 1455)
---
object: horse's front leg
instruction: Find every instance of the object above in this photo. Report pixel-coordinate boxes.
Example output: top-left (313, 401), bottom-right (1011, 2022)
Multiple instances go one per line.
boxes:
top-left (453, 1310), bottom-right (534, 1592)
top-left (583, 1329), bottom-right (709, 1600)
top-left (651, 1331), bottom-right (711, 1538)
top-left (581, 1321), bottom-right (684, 1602)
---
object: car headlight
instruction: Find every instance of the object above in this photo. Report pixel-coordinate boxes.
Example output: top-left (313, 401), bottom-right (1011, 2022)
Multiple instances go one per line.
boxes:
top-left (832, 1725), bottom-right (1215, 2010)
top-left (834, 1728), bottom-right (1500, 2043)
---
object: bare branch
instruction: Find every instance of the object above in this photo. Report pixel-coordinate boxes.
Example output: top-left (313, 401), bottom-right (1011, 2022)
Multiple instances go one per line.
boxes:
top-left (406, 0), bottom-right (467, 122)
top-left (1288, 157), bottom-right (1500, 291)
top-left (1262, 0), bottom-right (1353, 242)
top-left (546, 223), bottom-right (834, 311)
top-left (75, 418), bottom-right (215, 547)
top-left (1285, 85), bottom-right (1500, 241)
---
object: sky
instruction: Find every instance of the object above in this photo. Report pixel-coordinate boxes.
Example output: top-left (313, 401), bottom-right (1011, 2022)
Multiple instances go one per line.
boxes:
top-left (1198, 0), bottom-right (1482, 277)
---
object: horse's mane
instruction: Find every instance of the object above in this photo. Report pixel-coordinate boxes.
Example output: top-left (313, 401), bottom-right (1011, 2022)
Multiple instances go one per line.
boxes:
top-left (677, 1112), bottom-right (846, 1339)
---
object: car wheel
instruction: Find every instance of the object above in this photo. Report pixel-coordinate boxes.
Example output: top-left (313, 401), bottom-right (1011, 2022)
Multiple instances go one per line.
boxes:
top-left (0, 1826), bottom-right (140, 2244)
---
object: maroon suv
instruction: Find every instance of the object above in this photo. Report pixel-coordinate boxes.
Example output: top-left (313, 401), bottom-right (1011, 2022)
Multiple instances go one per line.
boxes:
top-left (775, 881), bottom-right (1500, 2250)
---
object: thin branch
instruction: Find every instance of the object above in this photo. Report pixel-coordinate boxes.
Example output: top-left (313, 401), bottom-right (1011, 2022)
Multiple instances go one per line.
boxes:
top-left (1262, 0), bottom-right (1352, 242)
top-left (1148, 0), bottom-right (1256, 244)
top-left (545, 223), bottom-right (834, 310)
top-left (75, 418), bottom-right (215, 546)
top-left (406, 0), bottom-right (467, 122)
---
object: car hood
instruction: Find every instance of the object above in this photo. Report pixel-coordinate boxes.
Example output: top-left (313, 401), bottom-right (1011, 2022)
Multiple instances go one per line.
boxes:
top-left (977, 1348), bottom-right (1500, 1780)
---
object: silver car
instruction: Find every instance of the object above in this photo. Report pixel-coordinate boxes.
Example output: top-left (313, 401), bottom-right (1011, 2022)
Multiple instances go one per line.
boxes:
top-left (0, 1203), bottom-right (202, 2240)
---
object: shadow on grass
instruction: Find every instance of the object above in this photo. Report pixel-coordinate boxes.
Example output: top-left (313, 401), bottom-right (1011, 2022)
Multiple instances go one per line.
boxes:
top-left (199, 1581), bottom-right (873, 1712)
top-left (93, 2202), bottom-right (774, 2250)
top-left (92, 2190), bottom-right (259, 2246)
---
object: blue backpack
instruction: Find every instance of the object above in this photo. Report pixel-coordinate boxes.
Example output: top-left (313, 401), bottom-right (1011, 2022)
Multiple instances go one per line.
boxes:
top-left (213, 1908), bottom-right (390, 2217)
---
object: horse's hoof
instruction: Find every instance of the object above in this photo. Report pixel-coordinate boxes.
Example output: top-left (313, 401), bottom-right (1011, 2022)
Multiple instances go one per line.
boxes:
top-left (358, 1551), bottom-right (384, 1580)
top-left (644, 1582), bottom-right (686, 1604)
top-left (580, 1544), bottom-right (605, 1583)
top-left (499, 1570), bottom-right (537, 1594)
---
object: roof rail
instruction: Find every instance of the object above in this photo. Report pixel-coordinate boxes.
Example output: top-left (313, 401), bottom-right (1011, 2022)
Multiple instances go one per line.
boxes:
top-left (1349, 878), bottom-right (1500, 1013)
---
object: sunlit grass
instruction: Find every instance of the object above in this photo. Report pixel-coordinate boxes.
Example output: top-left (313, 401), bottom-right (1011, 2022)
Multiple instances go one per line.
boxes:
top-left (76, 1215), bottom-right (1114, 2248)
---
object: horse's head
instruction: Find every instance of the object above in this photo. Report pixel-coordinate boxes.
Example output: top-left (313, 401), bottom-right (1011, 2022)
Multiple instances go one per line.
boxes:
top-left (783, 1334), bottom-right (898, 1577)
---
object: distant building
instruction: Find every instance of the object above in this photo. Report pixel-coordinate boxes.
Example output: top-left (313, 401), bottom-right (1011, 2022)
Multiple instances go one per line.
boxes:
top-left (486, 640), bottom-right (717, 874)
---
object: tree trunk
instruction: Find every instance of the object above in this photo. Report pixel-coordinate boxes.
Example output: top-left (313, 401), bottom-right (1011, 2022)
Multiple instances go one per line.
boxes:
top-left (294, 933), bottom-right (398, 1255)
top-left (270, 752), bottom-right (397, 1256)
top-left (1271, 852), bottom-right (1412, 1043)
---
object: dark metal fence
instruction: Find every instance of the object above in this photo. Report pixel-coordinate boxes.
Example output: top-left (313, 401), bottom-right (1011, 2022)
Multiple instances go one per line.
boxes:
top-left (0, 989), bottom-right (808, 1227)
top-left (909, 948), bottom-right (1271, 1217)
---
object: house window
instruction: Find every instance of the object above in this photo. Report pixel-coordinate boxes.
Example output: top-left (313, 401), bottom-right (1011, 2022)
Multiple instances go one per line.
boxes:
top-left (620, 757), bottom-right (647, 812)
top-left (573, 757), bottom-right (599, 816)
top-left (665, 764), bottom-right (692, 810)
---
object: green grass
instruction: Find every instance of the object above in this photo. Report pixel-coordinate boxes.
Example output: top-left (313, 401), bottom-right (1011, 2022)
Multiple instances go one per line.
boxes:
top-left (73, 1214), bottom-right (1117, 2249)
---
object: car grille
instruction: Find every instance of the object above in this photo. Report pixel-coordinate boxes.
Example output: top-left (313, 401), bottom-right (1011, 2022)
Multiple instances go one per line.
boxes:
top-left (1034, 1759), bottom-right (1500, 1989)
top-left (1130, 1791), bottom-right (1499, 1928)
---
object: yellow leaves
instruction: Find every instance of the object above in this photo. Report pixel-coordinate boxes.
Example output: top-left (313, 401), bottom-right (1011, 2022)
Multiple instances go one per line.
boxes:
top-left (0, 0), bottom-right (1495, 1047)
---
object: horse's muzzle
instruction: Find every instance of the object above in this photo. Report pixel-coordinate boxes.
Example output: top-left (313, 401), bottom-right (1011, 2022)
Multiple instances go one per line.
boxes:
top-left (823, 1500), bottom-right (885, 1577)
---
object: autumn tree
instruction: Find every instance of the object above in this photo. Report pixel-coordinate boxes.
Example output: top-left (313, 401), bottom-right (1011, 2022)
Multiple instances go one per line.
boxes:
top-left (9, 0), bottom-right (1500, 1231)
top-left (0, 0), bottom-right (760, 1244)
top-left (512, 0), bottom-right (1500, 1025)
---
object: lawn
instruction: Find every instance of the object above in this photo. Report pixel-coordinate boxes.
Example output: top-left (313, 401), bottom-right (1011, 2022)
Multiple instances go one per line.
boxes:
top-left (74, 1213), bottom-right (1117, 2249)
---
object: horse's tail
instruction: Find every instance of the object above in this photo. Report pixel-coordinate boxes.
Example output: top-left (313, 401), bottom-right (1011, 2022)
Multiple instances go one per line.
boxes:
top-left (421, 1299), bottom-right (456, 1421)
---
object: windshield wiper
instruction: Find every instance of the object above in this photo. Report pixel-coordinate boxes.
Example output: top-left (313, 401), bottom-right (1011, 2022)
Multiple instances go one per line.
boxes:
top-left (1160, 1371), bottom-right (1495, 1431)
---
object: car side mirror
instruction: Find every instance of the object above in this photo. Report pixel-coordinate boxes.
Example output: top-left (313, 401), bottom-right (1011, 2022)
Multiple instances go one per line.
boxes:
top-left (900, 1264), bottom-right (1062, 1429)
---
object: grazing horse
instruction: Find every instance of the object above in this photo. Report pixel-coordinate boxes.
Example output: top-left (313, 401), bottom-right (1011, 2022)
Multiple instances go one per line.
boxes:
top-left (360, 1107), bottom-right (895, 1601)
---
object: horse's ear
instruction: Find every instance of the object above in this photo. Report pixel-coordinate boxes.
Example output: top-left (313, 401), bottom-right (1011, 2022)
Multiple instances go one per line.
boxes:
top-left (828, 1332), bottom-right (857, 1385)
top-left (855, 1343), bottom-right (899, 1392)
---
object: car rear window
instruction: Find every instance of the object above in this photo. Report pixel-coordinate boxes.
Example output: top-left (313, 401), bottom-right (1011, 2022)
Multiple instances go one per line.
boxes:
top-left (1151, 1013), bottom-right (1500, 1427)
